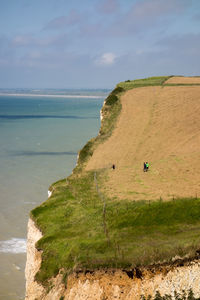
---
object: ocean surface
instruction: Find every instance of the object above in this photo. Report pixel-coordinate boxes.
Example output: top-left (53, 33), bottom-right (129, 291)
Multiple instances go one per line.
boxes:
top-left (0, 90), bottom-right (107, 300)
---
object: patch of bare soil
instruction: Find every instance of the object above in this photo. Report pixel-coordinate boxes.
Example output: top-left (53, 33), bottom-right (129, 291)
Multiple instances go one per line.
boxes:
top-left (165, 76), bottom-right (200, 84)
top-left (86, 86), bottom-right (200, 201)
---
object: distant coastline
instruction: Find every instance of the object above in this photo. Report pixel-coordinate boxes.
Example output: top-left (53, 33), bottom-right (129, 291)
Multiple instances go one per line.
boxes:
top-left (0, 93), bottom-right (104, 99)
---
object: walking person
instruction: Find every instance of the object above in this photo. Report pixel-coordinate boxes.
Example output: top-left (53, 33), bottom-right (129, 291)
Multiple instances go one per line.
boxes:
top-left (146, 162), bottom-right (149, 171)
top-left (143, 162), bottom-right (146, 172)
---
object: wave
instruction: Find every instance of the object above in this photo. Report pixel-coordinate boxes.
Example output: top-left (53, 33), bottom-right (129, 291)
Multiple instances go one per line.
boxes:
top-left (0, 238), bottom-right (26, 254)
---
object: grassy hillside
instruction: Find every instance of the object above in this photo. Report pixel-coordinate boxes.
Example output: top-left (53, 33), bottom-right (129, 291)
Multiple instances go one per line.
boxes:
top-left (86, 80), bottom-right (200, 201)
top-left (117, 76), bottom-right (170, 90)
top-left (76, 76), bottom-right (172, 170)
top-left (31, 76), bottom-right (200, 287)
top-left (32, 172), bottom-right (200, 285)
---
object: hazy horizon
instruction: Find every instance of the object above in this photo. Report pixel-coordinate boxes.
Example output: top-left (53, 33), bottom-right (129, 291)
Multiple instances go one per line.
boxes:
top-left (1, 0), bottom-right (200, 89)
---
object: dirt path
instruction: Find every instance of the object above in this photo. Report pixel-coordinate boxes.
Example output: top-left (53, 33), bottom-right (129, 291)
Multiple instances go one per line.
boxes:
top-left (86, 85), bottom-right (200, 201)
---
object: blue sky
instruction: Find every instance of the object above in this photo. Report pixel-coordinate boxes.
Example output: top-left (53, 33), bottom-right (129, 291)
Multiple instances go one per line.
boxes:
top-left (0, 0), bottom-right (200, 88)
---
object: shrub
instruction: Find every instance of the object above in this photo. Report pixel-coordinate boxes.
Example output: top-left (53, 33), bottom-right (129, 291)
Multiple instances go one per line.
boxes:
top-left (111, 86), bottom-right (124, 95)
top-left (105, 94), bottom-right (118, 106)
top-left (78, 139), bottom-right (94, 164)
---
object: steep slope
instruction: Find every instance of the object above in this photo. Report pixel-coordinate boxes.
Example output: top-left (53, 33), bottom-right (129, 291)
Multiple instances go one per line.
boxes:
top-left (86, 85), bottom-right (200, 200)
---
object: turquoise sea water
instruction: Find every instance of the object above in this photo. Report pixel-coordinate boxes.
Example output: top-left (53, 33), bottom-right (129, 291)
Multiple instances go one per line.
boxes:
top-left (0, 92), bottom-right (106, 299)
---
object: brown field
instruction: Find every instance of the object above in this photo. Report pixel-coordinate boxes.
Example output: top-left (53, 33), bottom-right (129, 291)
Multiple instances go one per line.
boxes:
top-left (165, 76), bottom-right (200, 84)
top-left (86, 86), bottom-right (200, 201)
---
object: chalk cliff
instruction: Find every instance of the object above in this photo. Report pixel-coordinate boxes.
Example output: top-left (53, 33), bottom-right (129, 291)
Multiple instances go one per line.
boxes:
top-left (25, 218), bottom-right (45, 299)
top-left (25, 218), bottom-right (200, 299)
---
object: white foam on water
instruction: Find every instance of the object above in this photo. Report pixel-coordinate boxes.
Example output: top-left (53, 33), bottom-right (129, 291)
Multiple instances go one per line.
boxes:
top-left (0, 238), bottom-right (27, 254)
top-left (24, 201), bottom-right (37, 205)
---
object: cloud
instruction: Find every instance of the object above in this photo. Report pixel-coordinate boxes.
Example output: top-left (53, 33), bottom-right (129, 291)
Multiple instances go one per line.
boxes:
top-left (28, 50), bottom-right (41, 59)
top-left (37, 0), bottom-right (190, 45)
top-left (95, 52), bottom-right (117, 66)
top-left (12, 34), bottom-right (35, 46)
top-left (107, 0), bottom-right (189, 37)
top-left (194, 13), bottom-right (200, 21)
top-left (15, 49), bottom-right (92, 71)
top-left (157, 33), bottom-right (200, 56)
top-left (0, 35), bottom-right (15, 66)
top-left (97, 0), bottom-right (119, 14)
top-left (129, 0), bottom-right (188, 20)
top-left (44, 10), bottom-right (81, 30)
top-left (11, 33), bottom-right (70, 49)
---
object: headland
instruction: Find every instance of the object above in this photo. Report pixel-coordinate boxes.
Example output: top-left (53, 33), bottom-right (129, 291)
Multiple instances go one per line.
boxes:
top-left (26, 76), bottom-right (200, 299)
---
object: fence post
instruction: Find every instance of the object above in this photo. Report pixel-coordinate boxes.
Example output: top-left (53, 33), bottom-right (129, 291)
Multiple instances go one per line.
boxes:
top-left (94, 172), bottom-right (110, 245)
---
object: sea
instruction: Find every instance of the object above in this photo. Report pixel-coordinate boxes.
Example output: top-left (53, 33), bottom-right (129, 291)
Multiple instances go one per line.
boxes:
top-left (0, 89), bottom-right (108, 300)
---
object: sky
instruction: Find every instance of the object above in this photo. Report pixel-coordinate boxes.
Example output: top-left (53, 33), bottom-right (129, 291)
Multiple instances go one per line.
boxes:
top-left (0, 0), bottom-right (200, 89)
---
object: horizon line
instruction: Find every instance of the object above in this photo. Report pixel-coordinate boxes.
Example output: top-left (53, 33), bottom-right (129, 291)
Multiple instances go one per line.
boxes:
top-left (0, 93), bottom-right (106, 99)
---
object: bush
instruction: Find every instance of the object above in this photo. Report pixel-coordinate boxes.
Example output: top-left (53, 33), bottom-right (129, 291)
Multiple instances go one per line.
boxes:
top-left (111, 86), bottom-right (124, 95)
top-left (105, 94), bottom-right (118, 106)
top-left (78, 139), bottom-right (94, 164)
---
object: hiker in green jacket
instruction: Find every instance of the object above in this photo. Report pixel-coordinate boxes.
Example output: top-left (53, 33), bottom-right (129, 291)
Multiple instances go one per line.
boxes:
top-left (146, 162), bottom-right (149, 171)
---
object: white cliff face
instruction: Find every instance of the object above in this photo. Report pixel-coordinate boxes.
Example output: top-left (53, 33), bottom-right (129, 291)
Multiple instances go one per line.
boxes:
top-left (63, 264), bottom-right (200, 299)
top-left (25, 218), bottom-right (45, 300)
top-left (25, 222), bottom-right (200, 300)
top-left (47, 190), bottom-right (52, 198)
top-left (126, 261), bottom-right (200, 299)
top-left (100, 100), bottom-right (106, 121)
top-left (25, 215), bottom-right (200, 300)
top-left (62, 263), bottom-right (200, 299)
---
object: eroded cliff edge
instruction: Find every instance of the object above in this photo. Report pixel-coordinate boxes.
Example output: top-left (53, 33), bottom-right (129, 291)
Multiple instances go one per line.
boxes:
top-left (25, 218), bottom-right (200, 299)
top-left (25, 218), bottom-right (44, 299)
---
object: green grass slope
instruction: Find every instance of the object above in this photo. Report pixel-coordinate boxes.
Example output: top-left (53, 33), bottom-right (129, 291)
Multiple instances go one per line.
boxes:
top-left (31, 76), bottom-right (200, 287)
